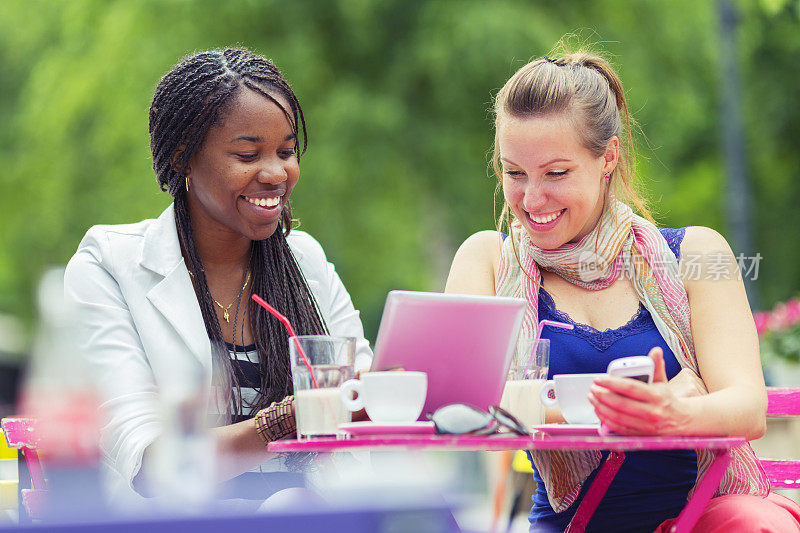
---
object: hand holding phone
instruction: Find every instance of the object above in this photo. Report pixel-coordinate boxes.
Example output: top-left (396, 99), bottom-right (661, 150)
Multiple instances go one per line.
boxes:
top-left (606, 356), bottom-right (655, 384)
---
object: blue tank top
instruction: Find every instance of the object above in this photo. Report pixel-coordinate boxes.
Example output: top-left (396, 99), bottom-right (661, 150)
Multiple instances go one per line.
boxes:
top-left (526, 227), bottom-right (697, 533)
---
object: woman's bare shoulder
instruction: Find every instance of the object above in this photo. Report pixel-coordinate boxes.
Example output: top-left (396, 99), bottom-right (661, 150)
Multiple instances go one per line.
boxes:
top-left (680, 226), bottom-right (733, 256)
top-left (444, 230), bottom-right (503, 296)
top-left (461, 230), bottom-right (503, 256)
top-left (677, 226), bottom-right (746, 296)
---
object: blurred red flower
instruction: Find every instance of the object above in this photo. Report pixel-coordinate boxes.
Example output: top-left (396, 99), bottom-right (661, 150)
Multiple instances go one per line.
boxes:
top-left (757, 295), bottom-right (800, 365)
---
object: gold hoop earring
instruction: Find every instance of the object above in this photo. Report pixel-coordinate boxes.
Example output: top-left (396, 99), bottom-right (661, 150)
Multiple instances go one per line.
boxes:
top-left (185, 176), bottom-right (190, 192)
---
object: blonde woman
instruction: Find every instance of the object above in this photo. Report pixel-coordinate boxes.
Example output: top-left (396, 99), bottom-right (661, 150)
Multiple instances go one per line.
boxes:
top-left (445, 51), bottom-right (800, 532)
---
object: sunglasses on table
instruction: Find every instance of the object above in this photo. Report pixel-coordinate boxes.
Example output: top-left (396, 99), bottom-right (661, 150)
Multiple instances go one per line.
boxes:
top-left (427, 404), bottom-right (529, 436)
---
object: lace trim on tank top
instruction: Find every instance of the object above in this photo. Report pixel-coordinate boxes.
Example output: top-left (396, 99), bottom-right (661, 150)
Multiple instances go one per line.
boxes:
top-left (537, 227), bottom-right (686, 351)
top-left (539, 289), bottom-right (654, 351)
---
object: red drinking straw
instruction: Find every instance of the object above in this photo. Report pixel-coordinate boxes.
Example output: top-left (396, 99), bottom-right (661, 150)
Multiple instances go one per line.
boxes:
top-left (251, 294), bottom-right (318, 388)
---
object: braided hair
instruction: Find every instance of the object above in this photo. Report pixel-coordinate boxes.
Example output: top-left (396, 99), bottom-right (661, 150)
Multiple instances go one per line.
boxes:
top-left (149, 48), bottom-right (327, 418)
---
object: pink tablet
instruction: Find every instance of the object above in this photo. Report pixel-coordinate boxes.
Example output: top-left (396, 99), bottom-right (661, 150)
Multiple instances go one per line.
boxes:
top-left (371, 291), bottom-right (527, 418)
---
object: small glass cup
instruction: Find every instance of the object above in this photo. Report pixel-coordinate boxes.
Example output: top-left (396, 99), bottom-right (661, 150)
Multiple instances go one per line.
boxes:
top-left (289, 335), bottom-right (356, 439)
top-left (499, 338), bottom-right (550, 430)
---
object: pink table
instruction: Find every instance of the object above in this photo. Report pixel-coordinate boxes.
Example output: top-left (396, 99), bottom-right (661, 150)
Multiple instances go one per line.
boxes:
top-left (269, 433), bottom-right (746, 533)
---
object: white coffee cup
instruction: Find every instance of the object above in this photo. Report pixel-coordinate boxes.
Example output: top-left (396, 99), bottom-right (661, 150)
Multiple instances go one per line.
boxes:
top-left (539, 373), bottom-right (604, 424)
top-left (340, 371), bottom-right (427, 423)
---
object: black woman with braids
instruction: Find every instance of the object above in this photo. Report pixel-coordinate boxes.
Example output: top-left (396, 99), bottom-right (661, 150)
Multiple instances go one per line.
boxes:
top-left (64, 48), bottom-right (372, 507)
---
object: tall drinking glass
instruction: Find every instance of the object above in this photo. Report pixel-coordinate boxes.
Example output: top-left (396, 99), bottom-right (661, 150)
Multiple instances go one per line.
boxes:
top-left (290, 335), bottom-right (355, 439)
top-left (499, 339), bottom-right (550, 430)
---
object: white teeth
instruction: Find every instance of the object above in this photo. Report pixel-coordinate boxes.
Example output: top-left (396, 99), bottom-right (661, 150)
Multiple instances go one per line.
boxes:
top-left (530, 210), bottom-right (562, 224)
top-left (246, 196), bottom-right (281, 208)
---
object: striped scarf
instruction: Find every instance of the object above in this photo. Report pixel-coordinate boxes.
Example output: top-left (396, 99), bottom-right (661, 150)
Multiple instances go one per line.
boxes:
top-left (496, 200), bottom-right (769, 512)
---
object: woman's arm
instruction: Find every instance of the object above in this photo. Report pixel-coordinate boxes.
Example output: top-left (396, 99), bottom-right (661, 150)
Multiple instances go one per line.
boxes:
top-left (65, 232), bottom-right (166, 493)
top-left (134, 416), bottom-right (278, 496)
top-left (589, 226), bottom-right (767, 439)
top-left (66, 230), bottom-right (277, 496)
top-left (212, 418), bottom-right (277, 481)
top-left (677, 226), bottom-right (766, 438)
top-left (444, 231), bottom-right (502, 296)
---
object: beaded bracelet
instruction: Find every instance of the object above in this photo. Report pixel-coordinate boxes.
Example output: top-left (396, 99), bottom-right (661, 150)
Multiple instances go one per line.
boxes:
top-left (255, 395), bottom-right (296, 444)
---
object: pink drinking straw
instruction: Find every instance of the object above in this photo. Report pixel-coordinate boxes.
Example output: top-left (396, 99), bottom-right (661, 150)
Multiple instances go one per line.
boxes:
top-left (251, 294), bottom-right (319, 389)
top-left (523, 319), bottom-right (574, 377)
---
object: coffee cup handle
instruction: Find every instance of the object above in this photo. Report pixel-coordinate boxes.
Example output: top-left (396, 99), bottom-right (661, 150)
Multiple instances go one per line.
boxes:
top-left (539, 380), bottom-right (558, 408)
top-left (340, 379), bottom-right (363, 412)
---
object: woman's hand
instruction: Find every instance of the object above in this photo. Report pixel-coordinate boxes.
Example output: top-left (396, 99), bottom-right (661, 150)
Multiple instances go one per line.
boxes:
top-left (588, 347), bottom-right (696, 436)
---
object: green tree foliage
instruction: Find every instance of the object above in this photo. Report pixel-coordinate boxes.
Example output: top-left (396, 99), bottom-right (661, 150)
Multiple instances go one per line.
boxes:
top-left (0, 0), bottom-right (798, 341)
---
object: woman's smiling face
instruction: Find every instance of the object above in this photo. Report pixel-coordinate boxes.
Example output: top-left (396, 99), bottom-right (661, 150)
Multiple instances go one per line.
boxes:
top-left (186, 87), bottom-right (299, 242)
top-left (498, 113), bottom-right (617, 250)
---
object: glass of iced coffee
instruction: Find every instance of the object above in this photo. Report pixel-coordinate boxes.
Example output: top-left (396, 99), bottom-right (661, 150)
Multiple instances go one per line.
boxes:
top-left (289, 335), bottom-right (356, 439)
top-left (499, 338), bottom-right (550, 431)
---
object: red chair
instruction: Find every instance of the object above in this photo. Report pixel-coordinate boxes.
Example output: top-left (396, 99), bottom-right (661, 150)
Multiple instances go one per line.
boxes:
top-left (0, 417), bottom-right (46, 522)
top-left (760, 387), bottom-right (800, 493)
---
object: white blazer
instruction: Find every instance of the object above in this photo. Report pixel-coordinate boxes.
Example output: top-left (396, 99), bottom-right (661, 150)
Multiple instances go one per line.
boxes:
top-left (64, 203), bottom-right (372, 500)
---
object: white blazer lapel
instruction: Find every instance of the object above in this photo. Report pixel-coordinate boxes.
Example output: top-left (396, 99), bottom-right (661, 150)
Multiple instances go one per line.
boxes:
top-left (146, 263), bottom-right (212, 378)
top-left (140, 204), bottom-right (213, 379)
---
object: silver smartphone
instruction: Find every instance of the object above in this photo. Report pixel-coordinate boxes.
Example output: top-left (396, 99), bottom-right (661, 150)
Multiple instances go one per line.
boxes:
top-left (606, 356), bottom-right (655, 384)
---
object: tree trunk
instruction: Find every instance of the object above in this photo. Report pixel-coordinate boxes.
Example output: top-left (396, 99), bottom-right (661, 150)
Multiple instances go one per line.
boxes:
top-left (718, 0), bottom-right (760, 309)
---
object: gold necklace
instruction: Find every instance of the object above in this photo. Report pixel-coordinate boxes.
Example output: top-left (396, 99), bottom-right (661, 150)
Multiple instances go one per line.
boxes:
top-left (213, 270), bottom-right (251, 323)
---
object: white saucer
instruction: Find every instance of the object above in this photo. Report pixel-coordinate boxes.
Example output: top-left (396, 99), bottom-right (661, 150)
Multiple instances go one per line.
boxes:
top-left (533, 423), bottom-right (601, 436)
top-left (338, 421), bottom-right (436, 436)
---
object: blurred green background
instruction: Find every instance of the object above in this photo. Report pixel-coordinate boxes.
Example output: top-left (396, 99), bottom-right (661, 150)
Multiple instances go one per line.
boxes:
top-left (1, 0), bottom-right (799, 347)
